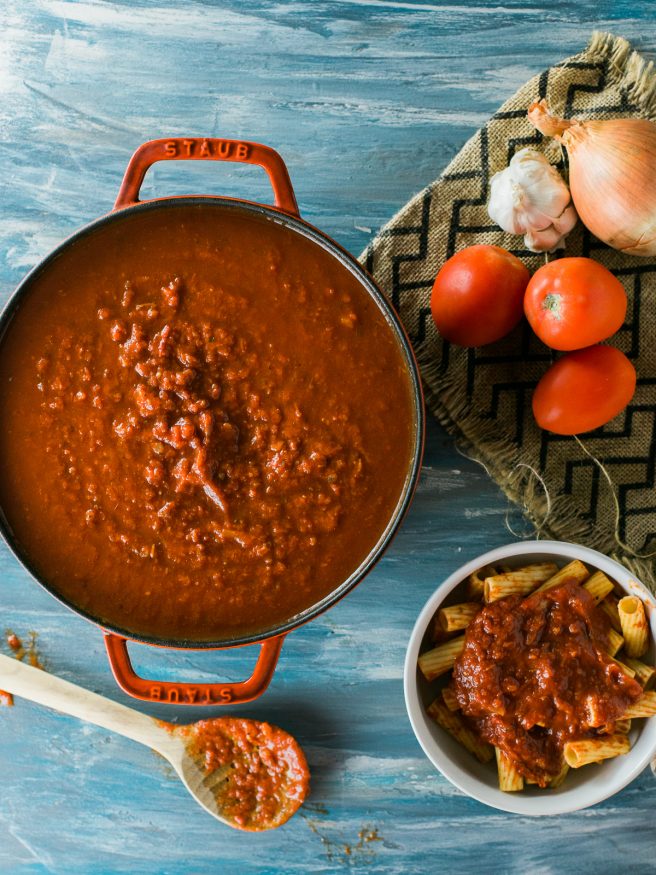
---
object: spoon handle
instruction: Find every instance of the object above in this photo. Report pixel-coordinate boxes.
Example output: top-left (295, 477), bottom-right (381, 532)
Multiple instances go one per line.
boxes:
top-left (0, 653), bottom-right (170, 751)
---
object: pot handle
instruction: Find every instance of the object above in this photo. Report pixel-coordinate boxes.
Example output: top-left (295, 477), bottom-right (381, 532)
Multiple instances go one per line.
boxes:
top-left (103, 632), bottom-right (286, 706)
top-left (114, 137), bottom-right (299, 216)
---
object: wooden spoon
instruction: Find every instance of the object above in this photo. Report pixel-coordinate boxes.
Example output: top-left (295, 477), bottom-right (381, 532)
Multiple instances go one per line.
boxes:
top-left (0, 653), bottom-right (309, 831)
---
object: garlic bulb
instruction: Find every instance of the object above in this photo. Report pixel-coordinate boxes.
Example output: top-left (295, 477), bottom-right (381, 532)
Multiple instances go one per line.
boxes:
top-left (487, 148), bottom-right (577, 252)
top-left (528, 99), bottom-right (656, 257)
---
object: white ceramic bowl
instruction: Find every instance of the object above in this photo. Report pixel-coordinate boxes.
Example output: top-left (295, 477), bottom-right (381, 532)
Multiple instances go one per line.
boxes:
top-left (404, 540), bottom-right (656, 815)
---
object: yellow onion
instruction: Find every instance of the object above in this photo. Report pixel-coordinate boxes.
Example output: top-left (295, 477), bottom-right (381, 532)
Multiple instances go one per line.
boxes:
top-left (528, 99), bottom-right (656, 256)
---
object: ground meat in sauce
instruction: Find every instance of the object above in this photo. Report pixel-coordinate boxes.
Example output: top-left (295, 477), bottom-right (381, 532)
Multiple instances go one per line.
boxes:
top-left (0, 205), bottom-right (415, 641)
top-left (451, 581), bottom-right (643, 786)
top-left (182, 718), bottom-right (309, 830)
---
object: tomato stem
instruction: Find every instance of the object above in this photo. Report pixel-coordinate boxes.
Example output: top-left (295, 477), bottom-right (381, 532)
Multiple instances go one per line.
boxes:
top-left (542, 293), bottom-right (562, 319)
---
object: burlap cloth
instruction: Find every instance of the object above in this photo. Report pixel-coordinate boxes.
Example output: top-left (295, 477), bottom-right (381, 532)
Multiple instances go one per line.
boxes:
top-left (361, 33), bottom-right (656, 588)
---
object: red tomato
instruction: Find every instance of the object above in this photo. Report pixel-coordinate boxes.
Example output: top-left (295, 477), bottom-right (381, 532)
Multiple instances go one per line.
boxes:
top-left (430, 245), bottom-right (530, 347)
top-left (532, 345), bottom-right (636, 435)
top-left (524, 258), bottom-right (626, 351)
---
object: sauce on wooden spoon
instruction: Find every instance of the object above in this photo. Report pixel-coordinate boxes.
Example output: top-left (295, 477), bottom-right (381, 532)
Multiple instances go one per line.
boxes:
top-left (174, 717), bottom-right (310, 830)
top-left (0, 652), bottom-right (310, 831)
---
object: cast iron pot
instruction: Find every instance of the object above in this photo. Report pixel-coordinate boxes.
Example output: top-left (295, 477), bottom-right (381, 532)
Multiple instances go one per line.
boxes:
top-left (0, 137), bottom-right (424, 705)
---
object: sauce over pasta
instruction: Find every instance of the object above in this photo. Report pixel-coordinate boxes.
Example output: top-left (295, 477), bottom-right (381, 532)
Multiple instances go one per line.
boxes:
top-left (451, 580), bottom-right (642, 786)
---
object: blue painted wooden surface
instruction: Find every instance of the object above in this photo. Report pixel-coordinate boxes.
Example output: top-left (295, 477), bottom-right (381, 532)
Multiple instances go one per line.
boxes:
top-left (1, 2), bottom-right (656, 873)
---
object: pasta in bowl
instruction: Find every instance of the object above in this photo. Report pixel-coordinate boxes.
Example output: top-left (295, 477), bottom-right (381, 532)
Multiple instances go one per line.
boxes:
top-left (404, 541), bottom-right (656, 815)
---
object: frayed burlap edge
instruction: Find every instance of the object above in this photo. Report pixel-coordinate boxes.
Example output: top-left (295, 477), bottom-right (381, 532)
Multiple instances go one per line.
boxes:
top-left (588, 31), bottom-right (656, 118)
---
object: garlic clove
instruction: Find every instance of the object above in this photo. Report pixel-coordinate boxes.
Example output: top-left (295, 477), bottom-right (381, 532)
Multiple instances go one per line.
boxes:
top-left (516, 201), bottom-right (559, 235)
top-left (524, 224), bottom-right (567, 252)
top-left (487, 147), bottom-right (577, 253)
top-left (488, 170), bottom-right (526, 235)
top-left (509, 150), bottom-right (572, 217)
top-left (551, 203), bottom-right (578, 236)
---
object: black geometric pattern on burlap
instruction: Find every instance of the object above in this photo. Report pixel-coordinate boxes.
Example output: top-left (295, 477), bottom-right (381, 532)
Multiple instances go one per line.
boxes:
top-left (361, 34), bottom-right (656, 584)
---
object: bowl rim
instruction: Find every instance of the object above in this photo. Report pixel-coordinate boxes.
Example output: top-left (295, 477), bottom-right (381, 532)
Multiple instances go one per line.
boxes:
top-left (403, 539), bottom-right (656, 816)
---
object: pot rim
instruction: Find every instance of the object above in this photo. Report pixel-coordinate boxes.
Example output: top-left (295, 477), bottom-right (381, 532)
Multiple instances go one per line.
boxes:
top-left (0, 195), bottom-right (425, 649)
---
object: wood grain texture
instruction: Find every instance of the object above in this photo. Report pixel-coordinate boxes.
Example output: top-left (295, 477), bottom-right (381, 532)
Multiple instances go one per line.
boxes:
top-left (1, 1), bottom-right (655, 873)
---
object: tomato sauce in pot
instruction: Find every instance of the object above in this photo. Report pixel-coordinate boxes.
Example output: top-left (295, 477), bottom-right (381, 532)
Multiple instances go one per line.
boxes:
top-left (0, 204), bottom-right (416, 641)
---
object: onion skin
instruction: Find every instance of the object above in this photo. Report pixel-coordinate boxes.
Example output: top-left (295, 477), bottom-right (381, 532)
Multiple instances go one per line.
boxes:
top-left (528, 100), bottom-right (656, 257)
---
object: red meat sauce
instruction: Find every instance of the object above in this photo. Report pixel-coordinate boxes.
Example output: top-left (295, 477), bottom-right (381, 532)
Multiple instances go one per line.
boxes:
top-left (180, 717), bottom-right (310, 830)
top-left (450, 581), bottom-right (642, 786)
top-left (0, 205), bottom-right (415, 641)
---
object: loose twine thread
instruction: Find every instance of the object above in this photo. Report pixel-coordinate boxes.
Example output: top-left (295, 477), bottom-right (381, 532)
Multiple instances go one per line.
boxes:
top-left (455, 446), bottom-right (552, 540)
top-left (456, 437), bottom-right (656, 560)
top-left (572, 436), bottom-right (656, 560)
top-left (504, 463), bottom-right (552, 540)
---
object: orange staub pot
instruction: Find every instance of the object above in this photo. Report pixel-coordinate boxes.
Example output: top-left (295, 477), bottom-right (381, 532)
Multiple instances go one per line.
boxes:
top-left (0, 138), bottom-right (424, 705)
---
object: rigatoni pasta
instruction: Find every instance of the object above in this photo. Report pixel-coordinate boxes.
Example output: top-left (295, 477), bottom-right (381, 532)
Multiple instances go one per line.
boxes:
top-left (583, 571), bottom-right (615, 604)
top-left (548, 761), bottom-right (570, 789)
top-left (495, 748), bottom-right (523, 791)
top-left (437, 602), bottom-right (480, 632)
top-left (606, 628), bottom-right (624, 658)
top-left (623, 691), bottom-right (656, 718)
top-left (533, 559), bottom-right (589, 594)
top-left (623, 657), bottom-right (656, 689)
top-left (563, 734), bottom-right (630, 768)
top-left (610, 657), bottom-right (637, 679)
top-left (599, 594), bottom-right (622, 632)
top-left (483, 563), bottom-right (557, 603)
top-left (419, 557), bottom-right (655, 794)
top-left (418, 636), bottom-right (465, 682)
top-left (466, 565), bottom-right (499, 600)
top-left (441, 686), bottom-right (460, 712)
top-left (618, 595), bottom-right (649, 658)
top-left (426, 698), bottom-right (494, 763)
